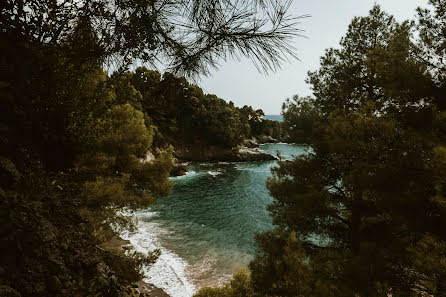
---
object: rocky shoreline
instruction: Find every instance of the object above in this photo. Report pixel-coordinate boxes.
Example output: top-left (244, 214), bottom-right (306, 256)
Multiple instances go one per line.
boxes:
top-left (115, 139), bottom-right (284, 294)
top-left (173, 145), bottom-right (276, 163)
top-left (170, 137), bottom-right (279, 177)
top-left (102, 236), bottom-right (170, 297)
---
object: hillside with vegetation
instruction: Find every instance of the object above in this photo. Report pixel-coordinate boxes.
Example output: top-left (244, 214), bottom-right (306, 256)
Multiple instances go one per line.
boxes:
top-left (0, 1), bottom-right (298, 296)
top-left (110, 68), bottom-right (284, 163)
top-left (1, 0), bottom-right (445, 296)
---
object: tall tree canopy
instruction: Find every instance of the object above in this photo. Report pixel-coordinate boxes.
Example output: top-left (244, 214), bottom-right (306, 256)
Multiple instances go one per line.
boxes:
top-left (1, 0), bottom-right (303, 76)
top-left (0, 1), bottom-right (301, 296)
top-left (249, 2), bottom-right (446, 296)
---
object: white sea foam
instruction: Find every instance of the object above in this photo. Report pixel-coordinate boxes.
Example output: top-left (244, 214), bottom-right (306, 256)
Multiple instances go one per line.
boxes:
top-left (169, 170), bottom-right (199, 180)
top-left (138, 211), bottom-right (159, 220)
top-left (207, 170), bottom-right (222, 177)
top-left (121, 211), bottom-right (196, 297)
top-left (234, 164), bottom-right (248, 170)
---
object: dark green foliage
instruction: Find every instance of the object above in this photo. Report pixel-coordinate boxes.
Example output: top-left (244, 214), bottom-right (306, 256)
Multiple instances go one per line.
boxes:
top-left (0, 174), bottom-right (155, 297)
top-left (0, 0), bottom-right (302, 77)
top-left (249, 111), bottom-right (283, 141)
top-left (281, 96), bottom-right (320, 143)
top-left (249, 231), bottom-right (315, 297)
top-left (247, 3), bottom-right (446, 297)
top-left (193, 269), bottom-right (254, 297)
top-left (0, 0), bottom-right (301, 295)
top-left (117, 67), bottom-right (281, 149)
top-left (306, 5), bottom-right (434, 116)
top-left (263, 109), bottom-right (441, 295)
top-left (415, 0), bottom-right (446, 92)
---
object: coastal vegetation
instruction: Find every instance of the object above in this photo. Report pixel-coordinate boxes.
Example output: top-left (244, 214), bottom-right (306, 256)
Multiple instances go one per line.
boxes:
top-left (112, 67), bottom-right (284, 151)
top-left (0, 1), bottom-right (299, 296)
top-left (196, 1), bottom-right (446, 297)
top-left (1, 0), bottom-right (445, 296)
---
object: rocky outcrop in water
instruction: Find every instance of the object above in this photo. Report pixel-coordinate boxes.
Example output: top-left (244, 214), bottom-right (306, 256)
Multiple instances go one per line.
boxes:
top-left (168, 139), bottom-right (278, 176)
top-left (170, 163), bottom-right (188, 176)
top-left (243, 137), bottom-right (259, 148)
top-left (257, 135), bottom-right (279, 144)
top-left (235, 146), bottom-right (277, 161)
top-left (173, 144), bottom-right (276, 163)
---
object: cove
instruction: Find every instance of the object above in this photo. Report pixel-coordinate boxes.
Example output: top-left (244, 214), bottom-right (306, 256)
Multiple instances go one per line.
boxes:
top-left (125, 143), bottom-right (308, 297)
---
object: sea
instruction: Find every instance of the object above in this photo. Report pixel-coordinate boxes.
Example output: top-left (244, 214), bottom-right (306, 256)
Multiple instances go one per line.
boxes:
top-left (122, 143), bottom-right (307, 297)
top-left (263, 114), bottom-right (283, 122)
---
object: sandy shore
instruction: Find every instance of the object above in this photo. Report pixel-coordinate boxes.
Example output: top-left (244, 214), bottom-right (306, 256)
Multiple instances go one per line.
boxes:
top-left (102, 236), bottom-right (171, 297)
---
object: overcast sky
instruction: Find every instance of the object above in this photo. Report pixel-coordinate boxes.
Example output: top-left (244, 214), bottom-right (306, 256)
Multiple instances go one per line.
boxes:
top-left (198, 0), bottom-right (429, 114)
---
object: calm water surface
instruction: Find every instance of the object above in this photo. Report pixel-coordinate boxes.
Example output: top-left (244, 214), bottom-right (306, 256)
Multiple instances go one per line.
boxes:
top-left (125, 143), bottom-right (307, 297)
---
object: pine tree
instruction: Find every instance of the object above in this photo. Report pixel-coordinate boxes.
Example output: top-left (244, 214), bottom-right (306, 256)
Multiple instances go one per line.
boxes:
top-left (250, 3), bottom-right (446, 296)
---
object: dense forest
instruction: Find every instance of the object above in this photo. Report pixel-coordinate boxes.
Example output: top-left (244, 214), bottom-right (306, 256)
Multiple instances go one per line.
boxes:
top-left (0, 1), bottom-right (297, 296)
top-left (1, 0), bottom-right (446, 297)
top-left (196, 1), bottom-right (446, 297)
top-left (110, 67), bottom-right (283, 150)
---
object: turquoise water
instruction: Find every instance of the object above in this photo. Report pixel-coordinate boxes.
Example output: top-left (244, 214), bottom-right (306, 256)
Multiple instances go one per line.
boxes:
top-left (128, 143), bottom-right (307, 295)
